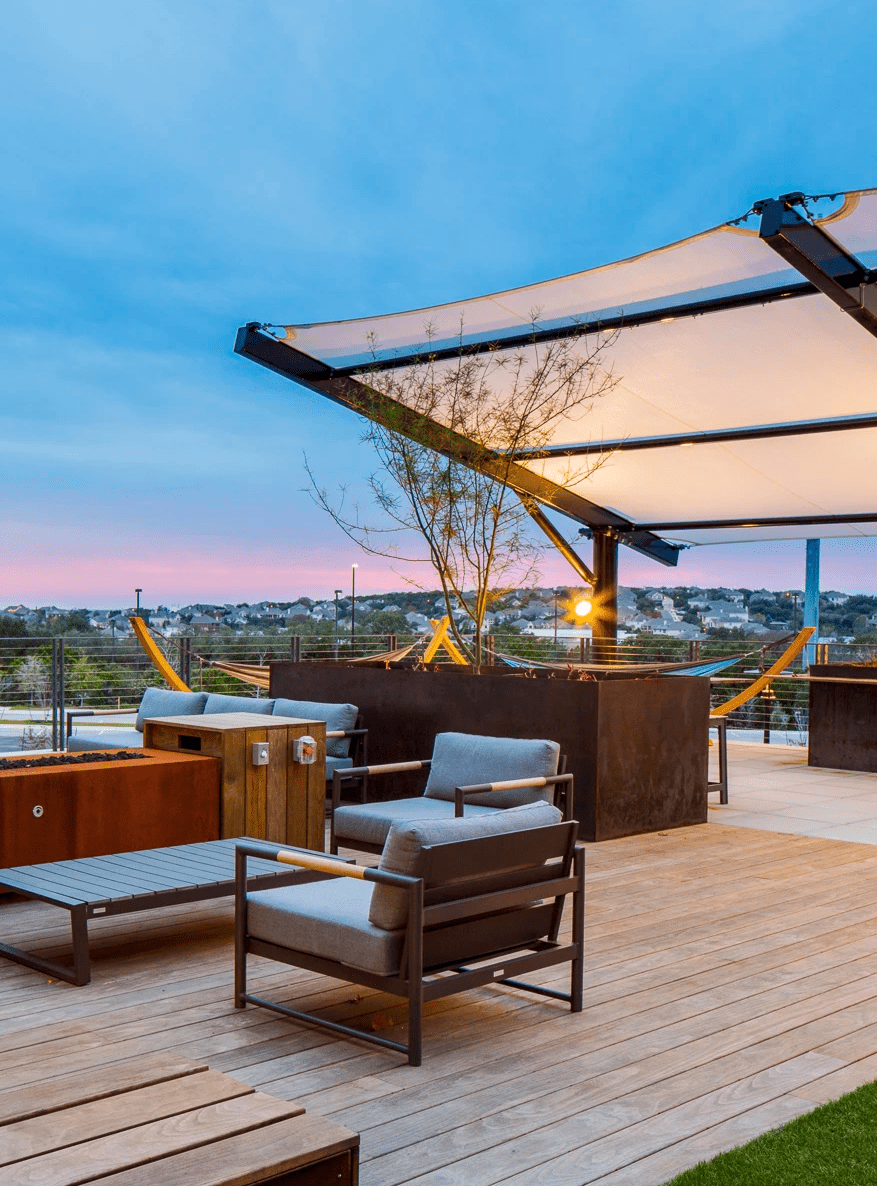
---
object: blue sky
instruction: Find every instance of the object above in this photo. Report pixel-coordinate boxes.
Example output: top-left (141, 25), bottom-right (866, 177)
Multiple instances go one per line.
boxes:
top-left (2, 0), bottom-right (876, 606)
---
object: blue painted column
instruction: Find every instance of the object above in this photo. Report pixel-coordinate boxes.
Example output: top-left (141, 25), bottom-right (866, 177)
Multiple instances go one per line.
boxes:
top-left (803, 538), bottom-right (820, 667)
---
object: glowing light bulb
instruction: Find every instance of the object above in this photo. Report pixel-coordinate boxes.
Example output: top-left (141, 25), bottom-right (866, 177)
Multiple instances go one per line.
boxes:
top-left (574, 599), bottom-right (592, 617)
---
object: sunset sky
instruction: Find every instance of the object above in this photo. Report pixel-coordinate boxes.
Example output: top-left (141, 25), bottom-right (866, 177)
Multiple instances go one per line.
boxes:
top-left (2, 1), bottom-right (876, 607)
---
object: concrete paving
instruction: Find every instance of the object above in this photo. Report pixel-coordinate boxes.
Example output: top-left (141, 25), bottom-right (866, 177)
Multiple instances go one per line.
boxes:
top-left (711, 740), bottom-right (877, 844)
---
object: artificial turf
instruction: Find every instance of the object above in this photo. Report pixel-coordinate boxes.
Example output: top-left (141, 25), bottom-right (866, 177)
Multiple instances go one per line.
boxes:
top-left (662, 1080), bottom-right (877, 1184)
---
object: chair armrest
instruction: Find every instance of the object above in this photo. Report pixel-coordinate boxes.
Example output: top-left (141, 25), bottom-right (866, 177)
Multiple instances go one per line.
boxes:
top-left (454, 772), bottom-right (574, 819)
top-left (331, 759), bottom-right (431, 814)
top-left (65, 707), bottom-right (137, 736)
top-left (276, 850), bottom-right (369, 879)
top-left (325, 727), bottom-right (369, 739)
top-left (235, 840), bottom-right (417, 890)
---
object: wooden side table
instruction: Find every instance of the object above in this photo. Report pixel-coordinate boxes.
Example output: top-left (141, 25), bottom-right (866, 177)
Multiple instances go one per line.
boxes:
top-left (143, 713), bottom-right (326, 850)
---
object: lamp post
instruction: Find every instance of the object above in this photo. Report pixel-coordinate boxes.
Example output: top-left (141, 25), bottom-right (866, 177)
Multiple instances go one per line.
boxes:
top-left (134, 588), bottom-right (142, 617)
top-left (351, 564), bottom-right (358, 654)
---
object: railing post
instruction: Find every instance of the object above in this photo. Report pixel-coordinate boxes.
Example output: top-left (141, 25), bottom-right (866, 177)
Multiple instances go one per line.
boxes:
top-left (51, 637), bottom-right (59, 751)
top-left (290, 635), bottom-right (301, 663)
top-left (58, 640), bottom-right (65, 752)
top-left (485, 635), bottom-right (494, 665)
top-left (387, 634), bottom-right (398, 654)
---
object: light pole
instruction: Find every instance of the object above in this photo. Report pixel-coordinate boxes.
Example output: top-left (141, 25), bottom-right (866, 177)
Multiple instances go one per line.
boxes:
top-left (334, 589), bottom-right (342, 660)
top-left (134, 588), bottom-right (142, 617)
top-left (351, 564), bottom-right (358, 653)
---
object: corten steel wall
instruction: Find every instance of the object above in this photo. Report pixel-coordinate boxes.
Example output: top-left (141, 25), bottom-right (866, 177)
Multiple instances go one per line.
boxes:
top-left (809, 665), bottom-right (877, 774)
top-left (0, 750), bottom-right (221, 865)
top-left (270, 664), bottom-right (709, 841)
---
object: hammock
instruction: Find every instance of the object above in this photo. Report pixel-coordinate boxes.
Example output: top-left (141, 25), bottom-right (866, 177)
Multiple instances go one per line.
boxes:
top-left (490, 650), bottom-right (749, 678)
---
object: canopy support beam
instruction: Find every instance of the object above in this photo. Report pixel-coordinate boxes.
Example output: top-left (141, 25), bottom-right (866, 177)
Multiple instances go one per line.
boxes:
top-left (235, 323), bottom-right (680, 567)
top-left (758, 196), bottom-right (877, 338)
top-left (510, 411), bottom-right (877, 459)
top-left (804, 539), bottom-right (820, 667)
top-left (518, 495), bottom-right (595, 585)
top-left (592, 530), bottom-right (618, 653)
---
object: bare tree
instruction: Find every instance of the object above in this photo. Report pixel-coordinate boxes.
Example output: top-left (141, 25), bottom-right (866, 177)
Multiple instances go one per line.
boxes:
top-left (306, 319), bottom-right (617, 665)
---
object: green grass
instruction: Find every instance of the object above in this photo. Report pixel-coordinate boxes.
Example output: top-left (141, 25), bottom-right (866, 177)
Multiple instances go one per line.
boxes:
top-left (662, 1080), bottom-right (877, 1184)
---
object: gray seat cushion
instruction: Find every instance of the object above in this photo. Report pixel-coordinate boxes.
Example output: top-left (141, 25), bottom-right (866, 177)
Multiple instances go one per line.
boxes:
top-left (203, 693), bottom-right (274, 715)
top-left (369, 800), bottom-right (564, 930)
top-left (333, 796), bottom-right (497, 849)
top-left (423, 732), bottom-right (560, 808)
top-left (135, 688), bottom-right (208, 732)
top-left (272, 699), bottom-right (358, 758)
top-left (67, 729), bottom-right (143, 751)
top-left (326, 755), bottom-right (354, 782)
top-left (247, 877), bottom-right (403, 976)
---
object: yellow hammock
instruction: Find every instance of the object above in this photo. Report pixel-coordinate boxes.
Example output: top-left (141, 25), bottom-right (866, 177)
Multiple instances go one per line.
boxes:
top-left (130, 617), bottom-right (273, 692)
top-left (711, 626), bottom-right (815, 717)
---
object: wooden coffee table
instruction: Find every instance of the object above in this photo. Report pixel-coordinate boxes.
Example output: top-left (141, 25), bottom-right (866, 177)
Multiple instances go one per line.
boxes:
top-left (0, 1051), bottom-right (359, 1184)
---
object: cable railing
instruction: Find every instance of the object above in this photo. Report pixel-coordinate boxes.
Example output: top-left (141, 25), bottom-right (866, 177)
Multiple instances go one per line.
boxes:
top-left (1, 631), bottom-right (874, 752)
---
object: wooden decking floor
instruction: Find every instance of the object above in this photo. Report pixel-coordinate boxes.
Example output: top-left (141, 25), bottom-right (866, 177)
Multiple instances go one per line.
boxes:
top-left (5, 821), bottom-right (877, 1184)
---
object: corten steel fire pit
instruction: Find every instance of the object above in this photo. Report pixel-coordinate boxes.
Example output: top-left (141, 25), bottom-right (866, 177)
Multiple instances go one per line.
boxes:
top-left (270, 662), bottom-right (710, 842)
top-left (0, 749), bottom-right (221, 866)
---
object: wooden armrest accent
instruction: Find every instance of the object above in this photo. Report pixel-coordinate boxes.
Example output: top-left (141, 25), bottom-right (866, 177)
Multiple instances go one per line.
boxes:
top-left (361, 760), bottom-right (425, 775)
top-left (458, 776), bottom-right (548, 794)
top-left (276, 851), bottom-right (367, 879)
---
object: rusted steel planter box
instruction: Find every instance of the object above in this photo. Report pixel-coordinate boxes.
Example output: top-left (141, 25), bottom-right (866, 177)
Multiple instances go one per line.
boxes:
top-left (0, 749), bottom-right (221, 866)
top-left (808, 664), bottom-right (877, 773)
top-left (270, 663), bottom-right (709, 842)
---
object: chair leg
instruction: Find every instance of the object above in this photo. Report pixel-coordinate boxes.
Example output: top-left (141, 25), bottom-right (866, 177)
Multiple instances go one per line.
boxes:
top-left (570, 847), bottom-right (585, 1013)
top-left (234, 851), bottom-right (247, 1009)
top-left (407, 879), bottom-right (424, 1065)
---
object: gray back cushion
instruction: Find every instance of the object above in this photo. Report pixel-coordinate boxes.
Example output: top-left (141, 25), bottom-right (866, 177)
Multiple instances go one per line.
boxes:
top-left (273, 698), bottom-right (358, 758)
top-left (203, 693), bottom-right (274, 715)
top-left (136, 687), bottom-right (208, 732)
top-left (423, 732), bottom-right (560, 807)
top-left (368, 800), bottom-right (563, 931)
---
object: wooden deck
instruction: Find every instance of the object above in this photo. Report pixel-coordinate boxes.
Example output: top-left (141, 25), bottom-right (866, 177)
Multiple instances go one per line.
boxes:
top-left (5, 820), bottom-right (877, 1184)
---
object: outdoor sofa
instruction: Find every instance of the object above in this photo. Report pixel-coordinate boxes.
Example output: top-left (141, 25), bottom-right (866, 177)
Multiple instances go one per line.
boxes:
top-left (66, 687), bottom-right (365, 785)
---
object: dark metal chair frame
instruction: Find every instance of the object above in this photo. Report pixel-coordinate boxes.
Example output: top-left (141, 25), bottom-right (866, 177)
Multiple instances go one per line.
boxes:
top-left (234, 823), bottom-right (585, 1066)
top-left (329, 756), bottom-right (573, 855)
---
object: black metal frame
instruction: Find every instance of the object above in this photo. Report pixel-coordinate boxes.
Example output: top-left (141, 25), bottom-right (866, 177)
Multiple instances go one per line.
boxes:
top-left (234, 826), bottom-right (584, 1066)
top-left (509, 411), bottom-right (877, 460)
top-left (329, 754), bottom-right (573, 855)
top-left (757, 195), bottom-right (877, 337)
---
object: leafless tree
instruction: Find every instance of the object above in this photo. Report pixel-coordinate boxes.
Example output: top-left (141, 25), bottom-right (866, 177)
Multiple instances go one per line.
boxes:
top-left (306, 318), bottom-right (618, 665)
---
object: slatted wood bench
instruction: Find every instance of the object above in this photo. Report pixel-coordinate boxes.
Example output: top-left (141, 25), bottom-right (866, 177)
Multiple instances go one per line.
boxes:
top-left (0, 1051), bottom-right (359, 1185)
top-left (0, 837), bottom-right (333, 986)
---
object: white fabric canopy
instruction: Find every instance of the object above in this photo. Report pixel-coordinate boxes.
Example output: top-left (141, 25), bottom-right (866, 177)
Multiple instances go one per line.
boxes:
top-left (269, 189), bottom-right (877, 550)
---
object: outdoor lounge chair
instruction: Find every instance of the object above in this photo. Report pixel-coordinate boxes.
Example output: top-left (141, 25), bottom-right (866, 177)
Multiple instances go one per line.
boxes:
top-left (234, 800), bottom-right (584, 1065)
top-left (329, 731), bottom-right (573, 855)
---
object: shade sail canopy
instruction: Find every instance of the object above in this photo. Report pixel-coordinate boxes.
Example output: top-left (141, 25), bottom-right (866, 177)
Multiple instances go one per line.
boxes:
top-left (236, 189), bottom-right (877, 565)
